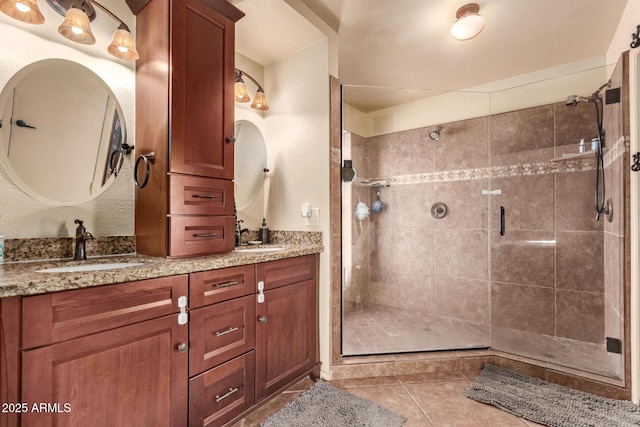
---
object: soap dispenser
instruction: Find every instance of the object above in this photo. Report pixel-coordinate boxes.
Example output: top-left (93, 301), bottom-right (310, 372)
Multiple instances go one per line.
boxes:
top-left (259, 218), bottom-right (270, 244)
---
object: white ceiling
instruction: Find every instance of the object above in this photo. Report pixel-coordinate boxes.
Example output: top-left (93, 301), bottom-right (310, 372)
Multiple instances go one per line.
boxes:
top-left (234, 0), bottom-right (630, 112)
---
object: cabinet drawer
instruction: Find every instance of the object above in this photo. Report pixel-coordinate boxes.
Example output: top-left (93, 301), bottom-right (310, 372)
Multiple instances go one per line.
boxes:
top-left (169, 216), bottom-right (235, 257)
top-left (190, 265), bottom-right (255, 308)
top-left (169, 175), bottom-right (234, 216)
top-left (189, 351), bottom-right (255, 427)
top-left (21, 275), bottom-right (188, 349)
top-left (256, 254), bottom-right (317, 291)
top-left (189, 295), bottom-right (255, 376)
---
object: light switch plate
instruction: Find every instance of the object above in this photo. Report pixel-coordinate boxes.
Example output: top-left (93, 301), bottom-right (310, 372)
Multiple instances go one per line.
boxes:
top-left (308, 208), bottom-right (320, 226)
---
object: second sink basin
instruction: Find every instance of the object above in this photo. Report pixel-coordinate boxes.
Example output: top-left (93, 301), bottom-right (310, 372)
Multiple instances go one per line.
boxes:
top-left (36, 262), bottom-right (145, 273)
top-left (235, 246), bottom-right (285, 253)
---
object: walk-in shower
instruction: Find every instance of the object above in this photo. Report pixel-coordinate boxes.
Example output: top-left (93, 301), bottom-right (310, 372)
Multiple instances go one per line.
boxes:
top-left (340, 64), bottom-right (626, 382)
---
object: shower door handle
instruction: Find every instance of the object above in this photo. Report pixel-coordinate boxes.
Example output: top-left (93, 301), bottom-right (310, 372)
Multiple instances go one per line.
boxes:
top-left (500, 207), bottom-right (505, 236)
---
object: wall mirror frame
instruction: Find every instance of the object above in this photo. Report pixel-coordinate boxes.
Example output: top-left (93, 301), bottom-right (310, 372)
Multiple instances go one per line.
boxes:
top-left (0, 58), bottom-right (128, 206)
top-left (234, 119), bottom-right (267, 211)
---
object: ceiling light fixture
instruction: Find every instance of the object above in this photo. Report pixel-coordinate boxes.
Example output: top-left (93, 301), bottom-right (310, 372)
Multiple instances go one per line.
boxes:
top-left (450, 3), bottom-right (485, 41)
top-left (235, 68), bottom-right (269, 111)
top-left (0, 0), bottom-right (139, 60)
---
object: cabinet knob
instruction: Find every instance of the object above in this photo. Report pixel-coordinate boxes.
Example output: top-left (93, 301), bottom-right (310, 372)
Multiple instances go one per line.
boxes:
top-left (177, 343), bottom-right (188, 352)
top-left (258, 316), bottom-right (268, 324)
top-left (226, 135), bottom-right (236, 144)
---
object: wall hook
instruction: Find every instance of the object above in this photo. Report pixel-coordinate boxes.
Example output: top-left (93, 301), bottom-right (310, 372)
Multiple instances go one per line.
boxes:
top-left (632, 25), bottom-right (640, 49)
top-left (632, 152), bottom-right (640, 172)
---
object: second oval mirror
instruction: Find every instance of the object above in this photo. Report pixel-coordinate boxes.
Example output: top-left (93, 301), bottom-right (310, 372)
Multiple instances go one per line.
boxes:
top-left (234, 120), bottom-right (266, 211)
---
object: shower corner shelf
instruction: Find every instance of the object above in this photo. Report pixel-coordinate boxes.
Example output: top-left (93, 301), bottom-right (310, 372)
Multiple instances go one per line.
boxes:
top-left (550, 148), bottom-right (608, 163)
top-left (360, 179), bottom-right (391, 187)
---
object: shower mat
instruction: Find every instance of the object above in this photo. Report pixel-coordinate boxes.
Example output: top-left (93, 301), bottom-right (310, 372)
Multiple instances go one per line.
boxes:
top-left (260, 380), bottom-right (406, 427)
top-left (464, 363), bottom-right (640, 427)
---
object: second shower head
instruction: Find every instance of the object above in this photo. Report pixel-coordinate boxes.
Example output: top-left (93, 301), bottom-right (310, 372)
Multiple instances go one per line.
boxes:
top-left (565, 95), bottom-right (591, 106)
top-left (429, 125), bottom-right (442, 141)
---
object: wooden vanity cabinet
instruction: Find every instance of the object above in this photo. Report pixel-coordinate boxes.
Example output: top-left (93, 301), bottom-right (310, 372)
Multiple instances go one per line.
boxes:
top-left (19, 276), bottom-right (190, 427)
top-left (134, 0), bottom-right (244, 258)
top-left (188, 254), bottom-right (320, 426)
top-left (255, 255), bottom-right (319, 401)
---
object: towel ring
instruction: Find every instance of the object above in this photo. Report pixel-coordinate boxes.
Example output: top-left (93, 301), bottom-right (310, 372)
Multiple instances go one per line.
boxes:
top-left (134, 152), bottom-right (156, 188)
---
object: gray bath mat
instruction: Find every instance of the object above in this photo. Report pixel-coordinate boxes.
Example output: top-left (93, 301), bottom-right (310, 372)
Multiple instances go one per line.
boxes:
top-left (260, 380), bottom-right (406, 427)
top-left (464, 363), bottom-right (640, 427)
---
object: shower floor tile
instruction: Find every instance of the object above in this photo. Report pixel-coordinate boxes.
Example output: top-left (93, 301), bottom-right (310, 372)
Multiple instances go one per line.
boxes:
top-left (342, 303), bottom-right (490, 355)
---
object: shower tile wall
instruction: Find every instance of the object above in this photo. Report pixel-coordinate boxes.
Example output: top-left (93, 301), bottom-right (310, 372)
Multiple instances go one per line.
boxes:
top-left (345, 99), bottom-right (622, 365)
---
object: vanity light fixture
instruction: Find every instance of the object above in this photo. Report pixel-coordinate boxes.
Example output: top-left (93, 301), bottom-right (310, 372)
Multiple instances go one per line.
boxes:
top-left (0, 0), bottom-right (44, 24)
top-left (0, 0), bottom-right (139, 60)
top-left (450, 3), bottom-right (485, 41)
top-left (235, 68), bottom-right (269, 111)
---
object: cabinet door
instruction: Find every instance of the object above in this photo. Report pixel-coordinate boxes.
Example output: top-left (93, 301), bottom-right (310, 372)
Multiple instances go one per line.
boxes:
top-left (170, 0), bottom-right (240, 179)
top-left (21, 314), bottom-right (188, 427)
top-left (255, 279), bottom-right (317, 401)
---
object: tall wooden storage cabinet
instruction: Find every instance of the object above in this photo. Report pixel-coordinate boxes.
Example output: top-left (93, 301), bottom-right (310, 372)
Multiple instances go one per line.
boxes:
top-left (135, 0), bottom-right (243, 257)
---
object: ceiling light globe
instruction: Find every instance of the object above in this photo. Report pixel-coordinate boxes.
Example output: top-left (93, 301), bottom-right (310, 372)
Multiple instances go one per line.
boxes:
top-left (450, 3), bottom-right (485, 41)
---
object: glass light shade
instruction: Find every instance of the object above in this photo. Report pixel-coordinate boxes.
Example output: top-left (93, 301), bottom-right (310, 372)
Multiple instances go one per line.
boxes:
top-left (235, 80), bottom-right (250, 102)
top-left (450, 3), bottom-right (484, 41)
top-left (108, 28), bottom-right (139, 61)
top-left (251, 89), bottom-right (269, 110)
top-left (58, 7), bottom-right (95, 45)
top-left (0, 0), bottom-right (44, 24)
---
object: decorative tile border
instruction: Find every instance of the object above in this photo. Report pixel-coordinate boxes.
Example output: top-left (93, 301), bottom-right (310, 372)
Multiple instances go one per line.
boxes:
top-left (366, 140), bottom-right (631, 187)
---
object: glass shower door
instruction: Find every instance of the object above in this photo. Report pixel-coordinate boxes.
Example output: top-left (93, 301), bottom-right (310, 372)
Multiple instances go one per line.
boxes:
top-left (340, 85), bottom-right (492, 355)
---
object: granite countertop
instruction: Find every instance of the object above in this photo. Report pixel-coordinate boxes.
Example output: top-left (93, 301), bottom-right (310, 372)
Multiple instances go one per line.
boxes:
top-left (0, 244), bottom-right (323, 298)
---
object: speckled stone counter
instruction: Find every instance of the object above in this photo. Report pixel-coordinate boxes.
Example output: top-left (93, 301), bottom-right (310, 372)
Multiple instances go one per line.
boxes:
top-left (0, 244), bottom-right (323, 298)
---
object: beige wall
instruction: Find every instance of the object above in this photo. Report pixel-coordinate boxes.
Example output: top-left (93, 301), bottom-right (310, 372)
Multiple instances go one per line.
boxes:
top-left (0, 0), bottom-right (135, 238)
top-left (263, 39), bottom-right (333, 376)
top-left (236, 38), bottom-right (332, 376)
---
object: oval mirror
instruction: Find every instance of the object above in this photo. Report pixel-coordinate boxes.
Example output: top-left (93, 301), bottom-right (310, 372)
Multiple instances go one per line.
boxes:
top-left (234, 120), bottom-right (266, 211)
top-left (0, 59), bottom-right (127, 205)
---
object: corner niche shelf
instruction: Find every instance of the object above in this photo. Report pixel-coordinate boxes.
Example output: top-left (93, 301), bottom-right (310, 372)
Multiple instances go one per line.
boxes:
top-left (359, 180), bottom-right (391, 187)
top-left (550, 148), bottom-right (607, 163)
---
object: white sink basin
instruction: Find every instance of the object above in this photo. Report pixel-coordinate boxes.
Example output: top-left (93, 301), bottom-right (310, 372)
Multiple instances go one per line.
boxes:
top-left (234, 246), bottom-right (285, 253)
top-left (36, 262), bottom-right (145, 273)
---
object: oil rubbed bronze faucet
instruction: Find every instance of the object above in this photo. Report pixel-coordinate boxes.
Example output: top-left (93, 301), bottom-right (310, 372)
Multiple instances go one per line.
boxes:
top-left (73, 219), bottom-right (94, 260)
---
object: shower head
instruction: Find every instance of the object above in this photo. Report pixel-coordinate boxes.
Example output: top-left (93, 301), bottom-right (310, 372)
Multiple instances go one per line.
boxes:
top-left (565, 95), bottom-right (591, 106)
top-left (429, 125), bottom-right (442, 141)
top-left (566, 80), bottom-right (611, 107)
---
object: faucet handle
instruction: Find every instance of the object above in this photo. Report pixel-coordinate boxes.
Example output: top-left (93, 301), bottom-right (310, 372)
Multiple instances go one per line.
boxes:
top-left (74, 219), bottom-right (83, 226)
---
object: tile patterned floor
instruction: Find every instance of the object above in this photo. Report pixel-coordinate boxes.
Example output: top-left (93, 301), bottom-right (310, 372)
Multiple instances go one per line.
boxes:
top-left (231, 372), bottom-right (545, 427)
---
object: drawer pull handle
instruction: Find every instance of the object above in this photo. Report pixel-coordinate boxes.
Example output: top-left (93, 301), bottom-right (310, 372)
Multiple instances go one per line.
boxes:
top-left (192, 194), bottom-right (217, 199)
top-left (193, 233), bottom-right (218, 238)
top-left (216, 280), bottom-right (239, 288)
top-left (215, 387), bottom-right (238, 403)
top-left (216, 326), bottom-right (239, 337)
